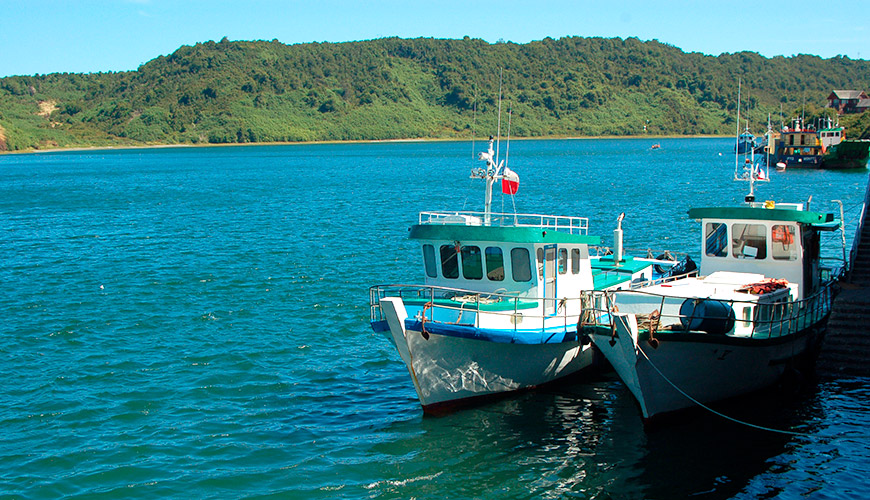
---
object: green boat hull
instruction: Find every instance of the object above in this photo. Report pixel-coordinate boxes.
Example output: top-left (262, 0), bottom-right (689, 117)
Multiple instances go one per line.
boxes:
top-left (821, 140), bottom-right (870, 169)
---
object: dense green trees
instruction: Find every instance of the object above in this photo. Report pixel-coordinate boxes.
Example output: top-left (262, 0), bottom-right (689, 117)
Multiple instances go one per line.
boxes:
top-left (1, 36), bottom-right (869, 151)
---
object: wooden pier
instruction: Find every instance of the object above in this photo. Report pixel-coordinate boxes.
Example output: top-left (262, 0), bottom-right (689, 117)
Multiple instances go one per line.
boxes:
top-left (817, 191), bottom-right (870, 378)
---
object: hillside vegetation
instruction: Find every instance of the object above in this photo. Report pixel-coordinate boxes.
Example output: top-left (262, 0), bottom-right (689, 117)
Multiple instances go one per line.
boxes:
top-left (2, 36), bottom-right (869, 151)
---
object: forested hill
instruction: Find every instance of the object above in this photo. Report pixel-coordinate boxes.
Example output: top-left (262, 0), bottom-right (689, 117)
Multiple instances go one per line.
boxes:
top-left (2, 36), bottom-right (870, 152)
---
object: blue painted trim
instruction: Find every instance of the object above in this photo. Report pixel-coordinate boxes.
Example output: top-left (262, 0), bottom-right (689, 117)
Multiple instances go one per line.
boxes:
top-left (404, 319), bottom-right (579, 345)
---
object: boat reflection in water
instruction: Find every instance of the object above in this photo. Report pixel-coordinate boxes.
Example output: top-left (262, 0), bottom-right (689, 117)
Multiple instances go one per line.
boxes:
top-left (365, 373), bottom-right (814, 499)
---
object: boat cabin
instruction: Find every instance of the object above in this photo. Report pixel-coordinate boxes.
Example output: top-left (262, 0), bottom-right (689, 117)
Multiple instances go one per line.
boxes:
top-left (411, 211), bottom-right (601, 300)
top-left (819, 126), bottom-right (845, 150)
top-left (690, 204), bottom-right (837, 299)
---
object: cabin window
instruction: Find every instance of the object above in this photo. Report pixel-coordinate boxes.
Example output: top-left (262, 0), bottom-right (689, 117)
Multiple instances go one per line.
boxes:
top-left (423, 244), bottom-right (437, 278)
top-left (536, 248), bottom-right (545, 280)
top-left (485, 247), bottom-right (505, 281)
top-left (732, 223), bottom-right (767, 259)
top-left (771, 225), bottom-right (797, 261)
top-left (440, 244), bottom-right (459, 279)
top-left (558, 249), bottom-right (568, 274)
top-left (705, 222), bottom-right (728, 257)
top-left (511, 248), bottom-right (533, 282)
top-left (571, 248), bottom-right (581, 274)
top-left (461, 245), bottom-right (483, 280)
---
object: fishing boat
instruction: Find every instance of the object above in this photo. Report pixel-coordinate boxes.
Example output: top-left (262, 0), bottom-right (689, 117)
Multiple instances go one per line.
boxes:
top-left (822, 139), bottom-right (870, 169)
top-left (582, 113), bottom-right (844, 420)
top-left (583, 201), bottom-right (841, 419)
top-left (735, 127), bottom-right (756, 154)
top-left (368, 135), bottom-right (682, 412)
top-left (773, 118), bottom-right (824, 168)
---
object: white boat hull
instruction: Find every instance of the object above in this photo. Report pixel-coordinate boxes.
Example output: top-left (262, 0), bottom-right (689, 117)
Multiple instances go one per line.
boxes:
top-left (379, 297), bottom-right (594, 410)
top-left (591, 312), bottom-right (825, 419)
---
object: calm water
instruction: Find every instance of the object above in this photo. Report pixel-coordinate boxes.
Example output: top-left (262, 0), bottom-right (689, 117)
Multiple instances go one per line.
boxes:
top-left (1, 139), bottom-right (869, 499)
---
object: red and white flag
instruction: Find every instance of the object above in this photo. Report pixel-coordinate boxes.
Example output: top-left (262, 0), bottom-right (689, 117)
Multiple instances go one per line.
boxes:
top-left (501, 167), bottom-right (519, 194)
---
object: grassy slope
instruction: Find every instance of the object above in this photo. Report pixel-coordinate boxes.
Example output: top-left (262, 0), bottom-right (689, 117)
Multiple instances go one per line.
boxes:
top-left (1, 37), bottom-right (869, 152)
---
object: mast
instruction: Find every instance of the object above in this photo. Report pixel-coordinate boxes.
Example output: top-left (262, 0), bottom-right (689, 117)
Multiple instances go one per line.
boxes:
top-left (473, 136), bottom-right (502, 225)
top-left (484, 137), bottom-right (495, 224)
top-left (734, 79), bottom-right (755, 202)
top-left (735, 79), bottom-right (741, 177)
top-left (470, 72), bottom-right (515, 225)
top-left (733, 79), bottom-right (768, 203)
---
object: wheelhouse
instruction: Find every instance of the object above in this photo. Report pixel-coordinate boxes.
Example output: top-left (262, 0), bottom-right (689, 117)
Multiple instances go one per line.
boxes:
top-left (411, 211), bottom-right (601, 300)
top-left (690, 203), bottom-right (838, 299)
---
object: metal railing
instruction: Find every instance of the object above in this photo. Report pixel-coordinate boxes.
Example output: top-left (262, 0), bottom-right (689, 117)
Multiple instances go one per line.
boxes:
top-left (418, 211), bottom-right (589, 234)
top-left (589, 246), bottom-right (691, 260)
top-left (578, 280), bottom-right (836, 340)
top-left (369, 284), bottom-right (582, 340)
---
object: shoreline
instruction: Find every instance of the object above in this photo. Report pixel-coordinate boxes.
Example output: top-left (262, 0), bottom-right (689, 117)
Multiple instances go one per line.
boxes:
top-left (2, 134), bottom-right (731, 156)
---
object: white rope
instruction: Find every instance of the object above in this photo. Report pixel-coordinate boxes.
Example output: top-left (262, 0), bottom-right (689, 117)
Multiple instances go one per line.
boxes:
top-left (637, 346), bottom-right (818, 438)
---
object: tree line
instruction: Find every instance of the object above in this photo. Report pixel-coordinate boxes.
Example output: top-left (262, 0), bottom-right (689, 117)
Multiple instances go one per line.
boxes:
top-left (1, 36), bottom-right (869, 151)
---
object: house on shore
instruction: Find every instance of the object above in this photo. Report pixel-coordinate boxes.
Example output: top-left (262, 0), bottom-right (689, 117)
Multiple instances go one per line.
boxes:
top-left (827, 90), bottom-right (870, 115)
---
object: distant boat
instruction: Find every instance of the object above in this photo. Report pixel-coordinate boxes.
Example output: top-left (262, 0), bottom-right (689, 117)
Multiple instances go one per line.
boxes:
top-left (735, 127), bottom-right (756, 154)
top-left (774, 118), bottom-right (824, 168)
top-left (772, 117), bottom-right (852, 169)
top-left (651, 143), bottom-right (661, 150)
top-left (821, 136), bottom-right (870, 170)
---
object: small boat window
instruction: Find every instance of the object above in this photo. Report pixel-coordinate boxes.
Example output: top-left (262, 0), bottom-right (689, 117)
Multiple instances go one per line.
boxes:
top-left (440, 244), bottom-right (459, 279)
top-left (511, 248), bottom-right (533, 282)
top-left (461, 245), bottom-right (483, 280)
top-left (771, 225), bottom-right (797, 261)
top-left (485, 247), bottom-right (505, 281)
top-left (423, 244), bottom-right (437, 278)
top-left (558, 248), bottom-right (568, 275)
top-left (571, 248), bottom-right (581, 274)
top-left (732, 223), bottom-right (767, 260)
top-left (705, 222), bottom-right (728, 257)
top-left (536, 248), bottom-right (545, 279)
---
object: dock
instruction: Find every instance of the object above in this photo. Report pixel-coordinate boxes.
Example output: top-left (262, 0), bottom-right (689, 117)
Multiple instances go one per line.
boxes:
top-left (817, 186), bottom-right (870, 378)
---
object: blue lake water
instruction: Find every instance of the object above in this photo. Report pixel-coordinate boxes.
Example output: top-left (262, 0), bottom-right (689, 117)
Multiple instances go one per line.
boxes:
top-left (1, 138), bottom-right (869, 498)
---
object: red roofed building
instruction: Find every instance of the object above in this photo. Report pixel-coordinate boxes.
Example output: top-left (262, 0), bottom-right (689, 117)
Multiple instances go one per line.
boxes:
top-left (827, 90), bottom-right (870, 114)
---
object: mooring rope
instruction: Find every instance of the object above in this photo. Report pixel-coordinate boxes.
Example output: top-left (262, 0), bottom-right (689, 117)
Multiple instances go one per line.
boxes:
top-left (636, 347), bottom-right (868, 442)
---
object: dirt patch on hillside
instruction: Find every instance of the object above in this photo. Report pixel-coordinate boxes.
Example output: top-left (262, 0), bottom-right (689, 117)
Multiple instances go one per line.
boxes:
top-left (0, 124), bottom-right (7, 151)
top-left (37, 100), bottom-right (58, 118)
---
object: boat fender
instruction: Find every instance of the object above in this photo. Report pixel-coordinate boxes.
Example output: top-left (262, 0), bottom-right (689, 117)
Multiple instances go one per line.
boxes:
top-left (645, 309), bottom-right (660, 349)
top-left (653, 251), bottom-right (676, 274)
top-left (679, 299), bottom-right (735, 335)
top-left (420, 302), bottom-right (433, 340)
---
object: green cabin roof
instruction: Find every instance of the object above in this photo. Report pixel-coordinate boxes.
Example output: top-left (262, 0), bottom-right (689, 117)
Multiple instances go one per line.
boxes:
top-left (687, 207), bottom-right (834, 225)
top-left (409, 224), bottom-right (601, 245)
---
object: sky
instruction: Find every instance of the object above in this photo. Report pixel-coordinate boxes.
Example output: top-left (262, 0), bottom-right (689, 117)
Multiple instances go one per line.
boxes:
top-left (1, 0), bottom-right (868, 78)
